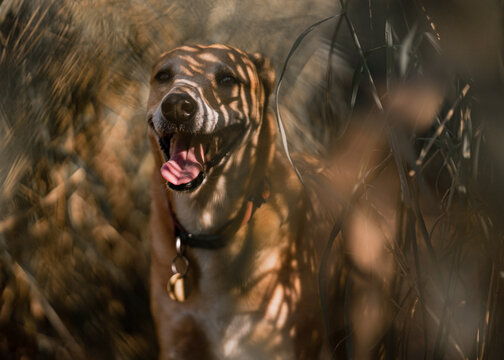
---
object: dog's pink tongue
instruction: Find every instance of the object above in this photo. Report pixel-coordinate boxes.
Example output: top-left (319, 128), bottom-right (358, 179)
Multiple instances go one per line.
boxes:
top-left (161, 137), bottom-right (205, 185)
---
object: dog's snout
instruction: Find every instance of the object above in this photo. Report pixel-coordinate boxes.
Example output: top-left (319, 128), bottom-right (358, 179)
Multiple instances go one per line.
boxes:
top-left (161, 93), bottom-right (197, 124)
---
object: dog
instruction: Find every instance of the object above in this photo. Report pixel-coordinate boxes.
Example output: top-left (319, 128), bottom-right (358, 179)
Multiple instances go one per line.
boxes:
top-left (145, 44), bottom-right (348, 359)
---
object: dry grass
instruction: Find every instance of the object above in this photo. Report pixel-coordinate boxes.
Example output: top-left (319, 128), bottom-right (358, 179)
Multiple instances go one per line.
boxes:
top-left (1, 0), bottom-right (503, 359)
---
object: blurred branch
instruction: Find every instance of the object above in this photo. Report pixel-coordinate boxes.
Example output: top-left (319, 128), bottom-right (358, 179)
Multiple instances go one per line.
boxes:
top-left (413, 84), bottom-right (471, 174)
top-left (479, 263), bottom-right (497, 360)
top-left (0, 168), bottom-right (85, 234)
top-left (425, 303), bottom-right (468, 360)
top-left (0, 0), bottom-right (22, 24)
top-left (0, 237), bottom-right (86, 359)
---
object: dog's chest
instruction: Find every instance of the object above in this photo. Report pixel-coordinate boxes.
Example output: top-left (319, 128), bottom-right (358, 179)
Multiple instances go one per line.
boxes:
top-left (192, 242), bottom-right (299, 359)
top-left (183, 202), bottom-right (301, 359)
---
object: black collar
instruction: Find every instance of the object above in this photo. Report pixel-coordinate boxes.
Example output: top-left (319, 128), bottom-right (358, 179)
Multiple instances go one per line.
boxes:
top-left (170, 180), bottom-right (270, 250)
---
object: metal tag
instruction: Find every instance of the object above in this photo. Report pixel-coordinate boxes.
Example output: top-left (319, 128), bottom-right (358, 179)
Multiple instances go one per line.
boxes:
top-left (167, 273), bottom-right (191, 302)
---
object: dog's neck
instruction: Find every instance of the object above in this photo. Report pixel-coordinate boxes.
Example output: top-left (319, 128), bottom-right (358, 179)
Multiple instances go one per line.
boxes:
top-left (168, 114), bottom-right (275, 235)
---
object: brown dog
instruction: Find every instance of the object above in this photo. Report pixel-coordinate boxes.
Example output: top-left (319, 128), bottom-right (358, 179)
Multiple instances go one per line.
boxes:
top-left (145, 44), bottom-right (343, 359)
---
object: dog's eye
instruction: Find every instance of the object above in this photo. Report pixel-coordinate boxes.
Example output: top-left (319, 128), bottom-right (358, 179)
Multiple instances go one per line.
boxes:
top-left (217, 74), bottom-right (238, 86)
top-left (155, 70), bottom-right (172, 82)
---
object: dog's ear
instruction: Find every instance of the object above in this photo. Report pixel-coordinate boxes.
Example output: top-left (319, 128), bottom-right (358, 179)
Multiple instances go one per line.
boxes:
top-left (249, 52), bottom-right (276, 100)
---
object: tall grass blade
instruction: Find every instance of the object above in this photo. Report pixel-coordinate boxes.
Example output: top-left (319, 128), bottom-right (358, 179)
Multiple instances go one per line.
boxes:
top-left (274, 15), bottom-right (337, 185)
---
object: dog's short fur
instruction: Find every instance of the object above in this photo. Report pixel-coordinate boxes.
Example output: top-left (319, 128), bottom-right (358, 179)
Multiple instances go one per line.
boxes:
top-left (146, 44), bottom-right (343, 359)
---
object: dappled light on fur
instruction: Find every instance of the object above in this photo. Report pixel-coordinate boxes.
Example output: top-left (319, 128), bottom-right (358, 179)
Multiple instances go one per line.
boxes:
top-left (1, 0), bottom-right (504, 359)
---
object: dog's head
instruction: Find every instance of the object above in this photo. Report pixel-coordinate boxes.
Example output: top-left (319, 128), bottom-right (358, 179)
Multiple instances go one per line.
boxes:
top-left (146, 44), bottom-right (275, 192)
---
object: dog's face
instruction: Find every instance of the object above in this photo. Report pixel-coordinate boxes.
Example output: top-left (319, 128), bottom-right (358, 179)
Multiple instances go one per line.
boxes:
top-left (146, 44), bottom-right (275, 192)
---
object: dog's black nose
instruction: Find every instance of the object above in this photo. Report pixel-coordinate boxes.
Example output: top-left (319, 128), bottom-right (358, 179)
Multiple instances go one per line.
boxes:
top-left (161, 93), bottom-right (197, 124)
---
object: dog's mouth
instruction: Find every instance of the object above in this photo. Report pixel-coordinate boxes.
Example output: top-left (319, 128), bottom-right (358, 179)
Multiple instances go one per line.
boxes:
top-left (157, 125), bottom-right (244, 192)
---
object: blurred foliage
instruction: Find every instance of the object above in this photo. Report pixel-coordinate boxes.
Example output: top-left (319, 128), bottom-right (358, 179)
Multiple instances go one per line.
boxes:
top-left (0, 0), bottom-right (503, 359)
